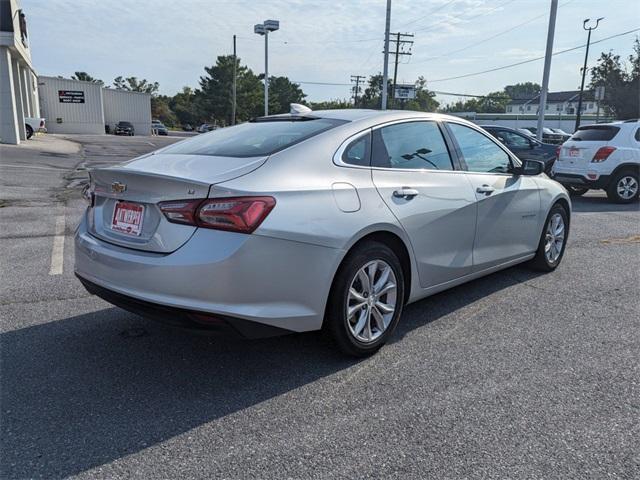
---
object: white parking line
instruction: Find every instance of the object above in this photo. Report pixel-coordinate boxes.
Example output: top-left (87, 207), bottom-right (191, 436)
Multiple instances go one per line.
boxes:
top-left (49, 215), bottom-right (66, 275)
top-left (1, 164), bottom-right (63, 171)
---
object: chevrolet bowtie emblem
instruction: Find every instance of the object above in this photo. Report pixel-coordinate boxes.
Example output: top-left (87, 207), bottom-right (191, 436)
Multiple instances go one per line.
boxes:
top-left (111, 182), bottom-right (127, 193)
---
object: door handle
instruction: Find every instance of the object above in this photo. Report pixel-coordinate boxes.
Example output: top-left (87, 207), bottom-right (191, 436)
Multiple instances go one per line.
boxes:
top-left (393, 187), bottom-right (419, 199)
top-left (476, 185), bottom-right (495, 194)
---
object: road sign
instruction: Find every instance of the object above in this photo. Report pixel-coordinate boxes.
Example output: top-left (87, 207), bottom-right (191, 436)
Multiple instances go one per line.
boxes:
top-left (394, 84), bottom-right (416, 100)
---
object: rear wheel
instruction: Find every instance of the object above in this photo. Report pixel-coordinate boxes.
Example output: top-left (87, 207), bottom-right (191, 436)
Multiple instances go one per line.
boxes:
top-left (25, 124), bottom-right (33, 139)
top-left (565, 185), bottom-right (589, 197)
top-left (606, 170), bottom-right (639, 203)
top-left (529, 203), bottom-right (569, 272)
top-left (326, 241), bottom-right (405, 357)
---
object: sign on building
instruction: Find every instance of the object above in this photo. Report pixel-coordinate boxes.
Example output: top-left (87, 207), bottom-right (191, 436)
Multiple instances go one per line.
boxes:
top-left (394, 84), bottom-right (416, 100)
top-left (58, 90), bottom-right (85, 103)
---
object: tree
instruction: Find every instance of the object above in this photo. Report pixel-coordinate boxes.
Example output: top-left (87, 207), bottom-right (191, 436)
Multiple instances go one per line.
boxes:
top-left (504, 82), bottom-right (541, 99)
top-left (359, 74), bottom-right (391, 109)
top-left (198, 55), bottom-right (264, 125)
top-left (71, 71), bottom-right (103, 85)
top-left (113, 76), bottom-right (159, 95)
top-left (403, 76), bottom-right (439, 112)
top-left (589, 37), bottom-right (640, 119)
top-left (169, 86), bottom-right (200, 126)
top-left (151, 95), bottom-right (177, 126)
top-left (308, 99), bottom-right (353, 110)
top-left (267, 76), bottom-right (306, 114)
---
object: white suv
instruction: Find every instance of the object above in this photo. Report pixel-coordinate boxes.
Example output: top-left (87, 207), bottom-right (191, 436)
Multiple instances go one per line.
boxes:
top-left (552, 120), bottom-right (640, 203)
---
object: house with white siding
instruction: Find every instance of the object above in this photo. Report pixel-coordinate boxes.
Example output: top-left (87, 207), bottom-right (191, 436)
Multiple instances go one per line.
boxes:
top-left (505, 90), bottom-right (598, 115)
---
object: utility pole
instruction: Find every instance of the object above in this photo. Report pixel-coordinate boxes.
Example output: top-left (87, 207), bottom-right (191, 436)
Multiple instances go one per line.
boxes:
top-left (575, 17), bottom-right (603, 131)
top-left (350, 75), bottom-right (366, 107)
top-left (381, 0), bottom-right (391, 110)
top-left (231, 34), bottom-right (237, 125)
top-left (387, 32), bottom-right (414, 108)
top-left (536, 0), bottom-right (558, 142)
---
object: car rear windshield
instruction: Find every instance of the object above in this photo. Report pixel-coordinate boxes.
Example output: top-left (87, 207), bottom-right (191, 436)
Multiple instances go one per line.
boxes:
top-left (570, 125), bottom-right (620, 141)
top-left (162, 118), bottom-right (348, 158)
top-left (118, 122), bottom-right (133, 127)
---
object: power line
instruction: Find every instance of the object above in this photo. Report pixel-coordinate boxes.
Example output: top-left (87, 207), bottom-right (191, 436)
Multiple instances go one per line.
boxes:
top-left (386, 32), bottom-right (414, 107)
top-left (412, 0), bottom-right (516, 34)
top-left (412, 0), bottom-right (574, 65)
top-left (293, 27), bottom-right (640, 90)
top-left (428, 27), bottom-right (640, 83)
top-left (397, 0), bottom-right (457, 28)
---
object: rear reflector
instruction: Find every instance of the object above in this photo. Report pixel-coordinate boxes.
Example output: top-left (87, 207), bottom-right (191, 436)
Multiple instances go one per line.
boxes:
top-left (592, 146), bottom-right (616, 162)
top-left (159, 196), bottom-right (276, 234)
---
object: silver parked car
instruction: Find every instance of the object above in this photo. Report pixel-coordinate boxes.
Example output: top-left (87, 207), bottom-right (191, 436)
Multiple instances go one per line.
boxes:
top-left (75, 108), bottom-right (571, 356)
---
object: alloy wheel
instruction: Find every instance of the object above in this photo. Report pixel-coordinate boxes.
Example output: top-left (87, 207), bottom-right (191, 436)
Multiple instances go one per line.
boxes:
top-left (616, 175), bottom-right (638, 200)
top-left (544, 213), bottom-right (565, 264)
top-left (346, 260), bottom-right (397, 343)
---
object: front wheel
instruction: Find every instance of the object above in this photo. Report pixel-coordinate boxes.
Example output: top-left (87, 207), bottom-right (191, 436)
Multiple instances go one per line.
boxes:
top-left (325, 242), bottom-right (405, 357)
top-left (529, 203), bottom-right (569, 272)
top-left (606, 170), bottom-right (639, 203)
top-left (25, 124), bottom-right (33, 139)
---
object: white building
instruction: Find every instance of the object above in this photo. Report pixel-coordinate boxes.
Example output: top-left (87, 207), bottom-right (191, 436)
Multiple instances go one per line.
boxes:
top-left (505, 90), bottom-right (598, 116)
top-left (0, 0), bottom-right (39, 144)
top-left (38, 76), bottom-right (152, 136)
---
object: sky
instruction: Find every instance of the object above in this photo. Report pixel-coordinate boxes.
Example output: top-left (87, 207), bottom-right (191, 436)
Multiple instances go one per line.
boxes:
top-left (23, 0), bottom-right (640, 106)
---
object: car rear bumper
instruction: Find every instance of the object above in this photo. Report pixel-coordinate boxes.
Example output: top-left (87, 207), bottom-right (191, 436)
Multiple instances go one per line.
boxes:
top-left (74, 212), bottom-right (343, 333)
top-left (552, 172), bottom-right (611, 189)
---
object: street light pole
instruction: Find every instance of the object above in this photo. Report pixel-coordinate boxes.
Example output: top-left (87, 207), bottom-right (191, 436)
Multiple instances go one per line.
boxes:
top-left (575, 17), bottom-right (603, 131)
top-left (381, 0), bottom-right (391, 110)
top-left (264, 30), bottom-right (269, 116)
top-left (536, 0), bottom-right (558, 142)
top-left (254, 20), bottom-right (279, 117)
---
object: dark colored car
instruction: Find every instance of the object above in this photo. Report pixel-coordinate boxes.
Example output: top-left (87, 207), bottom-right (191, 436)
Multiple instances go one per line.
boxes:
top-left (152, 123), bottom-right (168, 135)
top-left (481, 125), bottom-right (558, 174)
top-left (115, 121), bottom-right (135, 136)
top-left (182, 124), bottom-right (194, 131)
top-left (525, 126), bottom-right (564, 144)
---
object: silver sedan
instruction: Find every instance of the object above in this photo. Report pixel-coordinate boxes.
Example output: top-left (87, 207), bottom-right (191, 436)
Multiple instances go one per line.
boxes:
top-left (75, 109), bottom-right (571, 356)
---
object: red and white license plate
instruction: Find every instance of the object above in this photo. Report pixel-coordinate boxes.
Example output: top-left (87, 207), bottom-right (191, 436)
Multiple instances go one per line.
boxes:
top-left (569, 147), bottom-right (581, 157)
top-left (111, 201), bottom-right (144, 236)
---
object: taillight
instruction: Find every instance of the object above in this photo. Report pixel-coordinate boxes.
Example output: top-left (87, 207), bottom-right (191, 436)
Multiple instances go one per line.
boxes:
top-left (592, 146), bottom-right (616, 162)
top-left (157, 199), bottom-right (201, 225)
top-left (555, 146), bottom-right (561, 159)
top-left (158, 196), bottom-right (276, 234)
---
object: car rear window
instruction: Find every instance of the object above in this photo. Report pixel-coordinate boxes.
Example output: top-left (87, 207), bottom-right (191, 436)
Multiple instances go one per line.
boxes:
top-left (163, 118), bottom-right (348, 158)
top-left (570, 125), bottom-right (620, 141)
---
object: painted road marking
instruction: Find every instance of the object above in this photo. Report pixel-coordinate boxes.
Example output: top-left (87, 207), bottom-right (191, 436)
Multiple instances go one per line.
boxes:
top-left (49, 215), bottom-right (65, 275)
top-left (1, 164), bottom-right (64, 171)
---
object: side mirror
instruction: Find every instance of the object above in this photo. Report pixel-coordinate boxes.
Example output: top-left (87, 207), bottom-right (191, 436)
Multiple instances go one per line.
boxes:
top-left (519, 159), bottom-right (545, 176)
top-left (529, 140), bottom-right (536, 149)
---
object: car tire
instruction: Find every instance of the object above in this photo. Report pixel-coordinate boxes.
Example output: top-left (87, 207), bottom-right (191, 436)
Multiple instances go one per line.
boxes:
top-left (606, 169), bottom-right (639, 204)
top-left (325, 241), bottom-right (405, 357)
top-left (529, 203), bottom-right (569, 272)
top-left (25, 124), bottom-right (33, 139)
top-left (565, 185), bottom-right (589, 197)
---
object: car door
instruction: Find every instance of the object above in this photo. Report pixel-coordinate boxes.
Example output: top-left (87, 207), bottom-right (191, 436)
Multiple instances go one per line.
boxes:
top-left (445, 122), bottom-right (541, 271)
top-left (370, 120), bottom-right (477, 288)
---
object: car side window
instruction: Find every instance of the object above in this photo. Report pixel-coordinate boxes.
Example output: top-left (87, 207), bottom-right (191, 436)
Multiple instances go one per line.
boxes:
top-left (635, 127), bottom-right (640, 142)
top-left (448, 123), bottom-right (511, 174)
top-left (342, 133), bottom-right (370, 166)
top-left (372, 121), bottom-right (453, 170)
top-left (500, 130), bottom-right (531, 148)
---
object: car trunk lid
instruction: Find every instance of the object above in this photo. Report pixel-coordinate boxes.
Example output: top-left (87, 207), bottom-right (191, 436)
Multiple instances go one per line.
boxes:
top-left (88, 153), bottom-right (268, 253)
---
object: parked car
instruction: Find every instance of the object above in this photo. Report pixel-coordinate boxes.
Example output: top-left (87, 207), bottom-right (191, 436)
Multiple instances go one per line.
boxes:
top-left (481, 125), bottom-right (558, 174)
top-left (518, 128), bottom-right (535, 137)
top-left (24, 117), bottom-right (46, 139)
top-left (526, 126), bottom-right (564, 144)
top-left (196, 123), bottom-right (216, 133)
top-left (75, 109), bottom-right (571, 356)
top-left (151, 122), bottom-right (168, 136)
top-left (114, 121), bottom-right (135, 136)
top-left (552, 120), bottom-right (640, 203)
top-left (550, 128), bottom-right (572, 142)
top-left (182, 124), bottom-right (194, 131)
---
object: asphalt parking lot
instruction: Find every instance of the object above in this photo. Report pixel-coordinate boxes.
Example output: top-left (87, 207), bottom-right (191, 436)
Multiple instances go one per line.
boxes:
top-left (1, 134), bottom-right (639, 479)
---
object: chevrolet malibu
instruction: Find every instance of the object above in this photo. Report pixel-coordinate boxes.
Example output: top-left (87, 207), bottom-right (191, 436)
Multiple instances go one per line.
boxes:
top-left (75, 108), bottom-right (571, 356)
